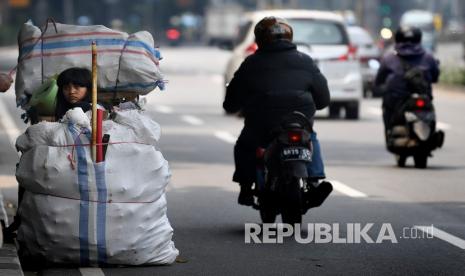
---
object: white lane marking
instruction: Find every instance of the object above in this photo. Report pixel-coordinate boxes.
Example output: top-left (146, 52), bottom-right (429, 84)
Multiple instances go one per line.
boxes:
top-left (79, 268), bottom-right (105, 276)
top-left (331, 180), bottom-right (368, 198)
top-left (367, 107), bottom-right (382, 116)
top-left (155, 105), bottom-right (173, 114)
top-left (0, 175), bottom-right (18, 188)
top-left (214, 131), bottom-right (237, 144)
top-left (437, 121), bottom-right (451, 130)
top-left (0, 98), bottom-right (21, 149)
top-left (210, 74), bottom-right (224, 84)
top-left (181, 115), bottom-right (204, 126)
top-left (415, 225), bottom-right (465, 250)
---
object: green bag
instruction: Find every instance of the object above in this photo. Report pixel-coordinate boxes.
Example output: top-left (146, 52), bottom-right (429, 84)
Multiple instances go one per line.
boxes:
top-left (29, 77), bottom-right (58, 116)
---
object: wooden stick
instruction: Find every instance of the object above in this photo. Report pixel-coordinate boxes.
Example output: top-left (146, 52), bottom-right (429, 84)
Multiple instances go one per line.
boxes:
top-left (91, 42), bottom-right (98, 162)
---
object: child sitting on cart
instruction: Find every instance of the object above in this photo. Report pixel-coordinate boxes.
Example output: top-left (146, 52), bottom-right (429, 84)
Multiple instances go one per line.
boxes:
top-left (55, 67), bottom-right (92, 121)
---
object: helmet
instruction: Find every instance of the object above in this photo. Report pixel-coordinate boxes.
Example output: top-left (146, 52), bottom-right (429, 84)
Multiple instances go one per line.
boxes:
top-left (395, 26), bottom-right (422, 44)
top-left (254, 16), bottom-right (293, 47)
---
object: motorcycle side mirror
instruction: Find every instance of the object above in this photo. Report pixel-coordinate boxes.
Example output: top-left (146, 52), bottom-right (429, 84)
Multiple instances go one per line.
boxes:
top-left (368, 59), bottom-right (380, 70)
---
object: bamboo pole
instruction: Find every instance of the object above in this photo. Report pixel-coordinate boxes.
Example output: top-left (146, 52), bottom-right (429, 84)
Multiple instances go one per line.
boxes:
top-left (91, 42), bottom-right (98, 162)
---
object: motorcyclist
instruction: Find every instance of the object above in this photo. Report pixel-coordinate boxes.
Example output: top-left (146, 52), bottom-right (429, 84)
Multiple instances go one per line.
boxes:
top-left (375, 26), bottom-right (440, 130)
top-left (223, 17), bottom-right (330, 206)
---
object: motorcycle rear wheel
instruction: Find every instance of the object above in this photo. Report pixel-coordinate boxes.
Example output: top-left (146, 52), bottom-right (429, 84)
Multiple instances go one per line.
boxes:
top-left (259, 190), bottom-right (277, 223)
top-left (260, 208), bottom-right (277, 223)
top-left (280, 178), bottom-right (303, 225)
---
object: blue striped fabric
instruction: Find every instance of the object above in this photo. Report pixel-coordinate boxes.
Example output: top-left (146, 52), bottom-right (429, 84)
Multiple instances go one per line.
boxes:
top-left (68, 123), bottom-right (90, 266)
top-left (103, 80), bottom-right (165, 91)
top-left (94, 162), bottom-right (108, 266)
top-left (20, 38), bottom-right (161, 60)
top-left (20, 37), bottom-right (164, 91)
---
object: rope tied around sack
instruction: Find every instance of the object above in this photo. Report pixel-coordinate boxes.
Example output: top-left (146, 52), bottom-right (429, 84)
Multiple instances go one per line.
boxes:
top-left (9, 18), bottom-right (58, 79)
top-left (65, 126), bottom-right (151, 170)
top-left (40, 18), bottom-right (58, 84)
top-left (112, 36), bottom-right (130, 102)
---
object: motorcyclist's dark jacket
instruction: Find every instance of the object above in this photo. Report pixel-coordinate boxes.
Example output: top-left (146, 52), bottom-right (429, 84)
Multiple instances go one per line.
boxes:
top-left (223, 40), bottom-right (330, 144)
top-left (375, 42), bottom-right (440, 109)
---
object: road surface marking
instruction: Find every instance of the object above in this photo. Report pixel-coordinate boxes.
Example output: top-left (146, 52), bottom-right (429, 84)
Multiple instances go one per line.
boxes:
top-left (437, 121), bottom-right (451, 130)
top-left (181, 115), bottom-right (204, 126)
top-left (331, 180), bottom-right (368, 198)
top-left (79, 268), bottom-right (105, 276)
top-left (210, 74), bottom-right (224, 84)
top-left (367, 107), bottom-right (382, 116)
top-left (0, 175), bottom-right (18, 188)
top-left (0, 98), bottom-right (21, 149)
top-left (415, 225), bottom-right (465, 250)
top-left (155, 105), bottom-right (173, 114)
top-left (214, 131), bottom-right (237, 144)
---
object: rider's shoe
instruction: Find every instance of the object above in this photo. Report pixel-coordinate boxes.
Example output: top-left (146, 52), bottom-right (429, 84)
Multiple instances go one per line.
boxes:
top-left (238, 184), bottom-right (254, 206)
top-left (305, 181), bottom-right (333, 209)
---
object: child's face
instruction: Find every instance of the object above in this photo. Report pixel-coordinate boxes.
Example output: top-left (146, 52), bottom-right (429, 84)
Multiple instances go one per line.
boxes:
top-left (63, 84), bottom-right (88, 104)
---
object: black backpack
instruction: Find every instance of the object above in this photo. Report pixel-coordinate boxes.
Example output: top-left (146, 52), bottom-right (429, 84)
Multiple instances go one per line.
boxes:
top-left (399, 56), bottom-right (429, 94)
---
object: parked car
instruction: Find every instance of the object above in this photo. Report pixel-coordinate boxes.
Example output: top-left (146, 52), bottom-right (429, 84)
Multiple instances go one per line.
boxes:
top-left (224, 10), bottom-right (363, 119)
top-left (347, 26), bottom-right (381, 97)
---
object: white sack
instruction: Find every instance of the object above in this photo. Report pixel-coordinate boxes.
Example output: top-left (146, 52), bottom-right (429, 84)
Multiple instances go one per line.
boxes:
top-left (16, 108), bottom-right (178, 266)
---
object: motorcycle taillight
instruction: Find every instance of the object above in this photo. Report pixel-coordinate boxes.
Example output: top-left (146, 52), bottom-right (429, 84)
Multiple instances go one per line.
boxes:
top-left (415, 98), bottom-right (426, 108)
top-left (245, 43), bottom-right (258, 55)
top-left (288, 131), bottom-right (302, 144)
top-left (256, 147), bottom-right (266, 158)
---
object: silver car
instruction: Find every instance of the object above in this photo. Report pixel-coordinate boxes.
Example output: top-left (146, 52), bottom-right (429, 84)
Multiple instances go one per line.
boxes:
top-left (224, 10), bottom-right (363, 119)
top-left (347, 26), bottom-right (381, 97)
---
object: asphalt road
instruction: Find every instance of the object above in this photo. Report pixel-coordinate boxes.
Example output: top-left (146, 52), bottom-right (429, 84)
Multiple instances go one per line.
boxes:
top-left (1, 46), bottom-right (465, 275)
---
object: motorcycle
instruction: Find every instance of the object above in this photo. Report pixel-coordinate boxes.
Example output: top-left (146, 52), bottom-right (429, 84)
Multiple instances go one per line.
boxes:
top-left (386, 93), bottom-right (444, 168)
top-left (253, 112), bottom-right (332, 224)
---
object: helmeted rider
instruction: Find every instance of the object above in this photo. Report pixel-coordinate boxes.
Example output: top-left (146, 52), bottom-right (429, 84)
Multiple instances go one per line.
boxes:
top-left (375, 26), bottom-right (440, 130)
top-left (223, 17), bottom-right (330, 206)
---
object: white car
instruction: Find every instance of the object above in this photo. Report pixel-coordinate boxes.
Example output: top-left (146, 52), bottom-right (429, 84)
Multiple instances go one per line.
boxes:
top-left (224, 10), bottom-right (363, 119)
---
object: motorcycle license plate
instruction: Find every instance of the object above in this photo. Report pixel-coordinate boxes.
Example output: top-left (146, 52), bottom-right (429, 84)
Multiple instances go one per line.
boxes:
top-left (281, 147), bottom-right (312, 161)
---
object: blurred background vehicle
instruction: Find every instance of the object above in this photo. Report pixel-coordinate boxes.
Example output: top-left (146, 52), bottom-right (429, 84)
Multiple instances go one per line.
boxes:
top-left (166, 27), bottom-right (182, 46)
top-left (205, 3), bottom-right (243, 49)
top-left (224, 10), bottom-right (363, 120)
top-left (166, 12), bottom-right (203, 46)
top-left (400, 10), bottom-right (437, 53)
top-left (443, 19), bottom-right (464, 40)
top-left (347, 25), bottom-right (381, 98)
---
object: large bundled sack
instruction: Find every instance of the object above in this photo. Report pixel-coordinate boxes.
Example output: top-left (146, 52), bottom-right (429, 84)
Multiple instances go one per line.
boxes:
top-left (15, 108), bottom-right (178, 266)
top-left (15, 20), bottom-right (164, 108)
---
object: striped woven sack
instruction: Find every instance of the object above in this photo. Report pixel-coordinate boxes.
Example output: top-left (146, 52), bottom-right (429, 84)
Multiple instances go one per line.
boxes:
top-left (15, 19), bottom-right (164, 107)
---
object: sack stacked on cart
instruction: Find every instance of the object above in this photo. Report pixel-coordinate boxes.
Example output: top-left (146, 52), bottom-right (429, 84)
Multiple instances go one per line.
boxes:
top-left (15, 108), bottom-right (178, 266)
top-left (15, 20), bottom-right (164, 108)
